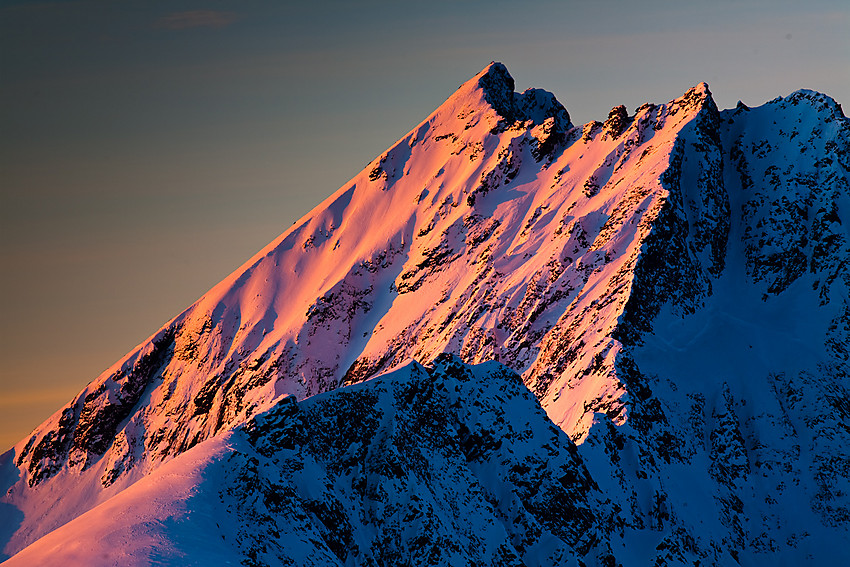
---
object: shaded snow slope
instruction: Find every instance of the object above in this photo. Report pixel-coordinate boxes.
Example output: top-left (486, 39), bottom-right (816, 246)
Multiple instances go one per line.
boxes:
top-left (596, 91), bottom-right (850, 559)
top-left (565, 87), bottom-right (850, 563)
top-left (1, 63), bottom-right (849, 565)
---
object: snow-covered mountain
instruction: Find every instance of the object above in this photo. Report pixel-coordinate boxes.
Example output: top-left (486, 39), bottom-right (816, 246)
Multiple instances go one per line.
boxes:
top-left (2, 63), bottom-right (848, 565)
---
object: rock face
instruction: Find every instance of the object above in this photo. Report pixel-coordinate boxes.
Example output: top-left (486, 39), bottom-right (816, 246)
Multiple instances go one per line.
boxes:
top-left (1, 63), bottom-right (849, 565)
top-left (229, 356), bottom-right (607, 567)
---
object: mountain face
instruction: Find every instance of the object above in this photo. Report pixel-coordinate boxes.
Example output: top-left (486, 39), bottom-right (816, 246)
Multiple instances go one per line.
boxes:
top-left (2, 63), bottom-right (849, 565)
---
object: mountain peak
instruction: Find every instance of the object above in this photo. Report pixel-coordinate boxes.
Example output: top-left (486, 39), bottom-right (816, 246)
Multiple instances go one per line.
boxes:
top-left (461, 61), bottom-right (571, 131)
top-left (671, 81), bottom-right (717, 115)
top-left (779, 88), bottom-right (848, 120)
top-left (691, 81), bottom-right (711, 96)
top-left (472, 61), bottom-right (516, 115)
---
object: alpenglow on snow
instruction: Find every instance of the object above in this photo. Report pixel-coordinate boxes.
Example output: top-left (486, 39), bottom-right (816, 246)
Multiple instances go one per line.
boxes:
top-left (2, 63), bottom-right (849, 566)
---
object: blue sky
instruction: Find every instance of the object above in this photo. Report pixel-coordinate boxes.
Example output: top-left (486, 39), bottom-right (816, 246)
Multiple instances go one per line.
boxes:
top-left (1, 0), bottom-right (847, 448)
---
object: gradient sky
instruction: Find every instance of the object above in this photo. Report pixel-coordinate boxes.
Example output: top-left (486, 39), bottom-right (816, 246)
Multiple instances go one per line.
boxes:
top-left (1, 0), bottom-right (848, 450)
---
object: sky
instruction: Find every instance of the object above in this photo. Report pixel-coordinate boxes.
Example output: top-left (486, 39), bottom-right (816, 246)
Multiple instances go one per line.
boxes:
top-left (1, 0), bottom-right (848, 450)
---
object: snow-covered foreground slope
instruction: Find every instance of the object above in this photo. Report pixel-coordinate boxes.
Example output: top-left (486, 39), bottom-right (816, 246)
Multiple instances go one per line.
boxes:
top-left (1, 435), bottom-right (239, 567)
top-left (1, 63), bottom-right (849, 565)
top-left (2, 358), bottom-right (605, 566)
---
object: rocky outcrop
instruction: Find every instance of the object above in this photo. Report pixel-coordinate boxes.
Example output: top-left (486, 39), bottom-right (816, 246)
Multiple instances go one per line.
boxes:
top-left (227, 356), bottom-right (609, 566)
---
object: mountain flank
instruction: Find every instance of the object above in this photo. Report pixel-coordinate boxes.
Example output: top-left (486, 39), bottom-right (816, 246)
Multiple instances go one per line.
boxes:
top-left (2, 63), bottom-right (849, 566)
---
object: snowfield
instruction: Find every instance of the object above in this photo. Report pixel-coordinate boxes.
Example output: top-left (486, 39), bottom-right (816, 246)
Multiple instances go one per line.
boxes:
top-left (2, 63), bottom-right (849, 565)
